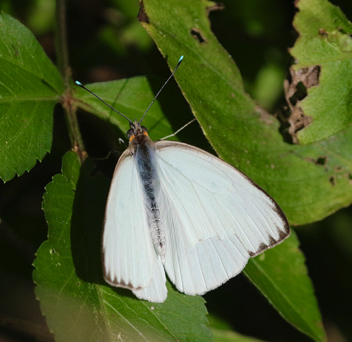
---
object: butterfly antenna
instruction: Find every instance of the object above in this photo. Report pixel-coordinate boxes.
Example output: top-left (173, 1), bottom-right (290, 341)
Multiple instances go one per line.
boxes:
top-left (75, 81), bottom-right (133, 125)
top-left (159, 118), bottom-right (197, 141)
top-left (139, 56), bottom-right (184, 125)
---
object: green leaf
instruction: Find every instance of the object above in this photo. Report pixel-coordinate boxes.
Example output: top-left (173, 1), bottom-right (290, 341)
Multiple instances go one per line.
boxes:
top-left (73, 71), bottom-right (327, 340)
top-left (69, 2), bottom-right (352, 340)
top-left (290, 0), bottom-right (352, 145)
top-left (212, 329), bottom-right (266, 342)
top-left (34, 151), bottom-right (212, 342)
top-left (75, 77), bottom-right (191, 133)
top-left (138, 0), bottom-right (352, 223)
top-left (209, 316), bottom-right (266, 342)
top-left (244, 231), bottom-right (325, 342)
top-left (0, 12), bottom-right (63, 181)
top-left (73, 77), bottom-right (327, 340)
top-left (133, 0), bottom-right (330, 340)
top-left (73, 75), bottom-right (209, 151)
top-left (27, 0), bottom-right (55, 35)
top-left (74, 77), bottom-right (181, 138)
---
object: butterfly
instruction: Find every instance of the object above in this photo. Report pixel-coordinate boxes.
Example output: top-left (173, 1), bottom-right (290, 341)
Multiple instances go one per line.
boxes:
top-left (76, 56), bottom-right (290, 303)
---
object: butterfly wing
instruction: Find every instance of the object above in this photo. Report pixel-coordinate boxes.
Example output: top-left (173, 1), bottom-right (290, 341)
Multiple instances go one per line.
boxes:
top-left (154, 141), bottom-right (289, 296)
top-left (103, 149), bottom-right (167, 302)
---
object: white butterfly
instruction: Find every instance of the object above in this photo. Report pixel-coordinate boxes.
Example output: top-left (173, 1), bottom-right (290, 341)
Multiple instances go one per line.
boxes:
top-left (76, 57), bottom-right (290, 303)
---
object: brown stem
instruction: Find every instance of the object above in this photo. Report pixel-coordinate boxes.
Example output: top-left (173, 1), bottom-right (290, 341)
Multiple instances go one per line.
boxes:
top-left (55, 0), bottom-right (70, 88)
top-left (55, 0), bottom-right (86, 160)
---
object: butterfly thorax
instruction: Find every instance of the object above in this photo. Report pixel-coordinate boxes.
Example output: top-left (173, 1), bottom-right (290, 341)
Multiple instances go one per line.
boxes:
top-left (127, 120), bottom-right (154, 153)
top-left (127, 121), bottom-right (166, 260)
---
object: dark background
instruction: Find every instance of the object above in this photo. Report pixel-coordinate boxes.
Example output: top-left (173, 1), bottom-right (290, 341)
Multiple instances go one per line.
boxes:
top-left (0, 0), bottom-right (351, 341)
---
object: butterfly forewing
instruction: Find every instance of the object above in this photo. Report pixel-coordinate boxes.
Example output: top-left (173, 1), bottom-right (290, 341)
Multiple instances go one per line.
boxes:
top-left (103, 149), bottom-right (167, 302)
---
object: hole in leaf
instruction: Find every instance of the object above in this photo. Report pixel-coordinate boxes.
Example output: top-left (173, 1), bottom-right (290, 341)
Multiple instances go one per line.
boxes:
top-left (281, 66), bottom-right (320, 143)
top-left (319, 28), bottom-right (328, 36)
top-left (316, 156), bottom-right (327, 166)
top-left (329, 176), bottom-right (336, 186)
top-left (137, 1), bottom-right (149, 23)
top-left (338, 27), bottom-right (348, 35)
top-left (191, 28), bottom-right (206, 43)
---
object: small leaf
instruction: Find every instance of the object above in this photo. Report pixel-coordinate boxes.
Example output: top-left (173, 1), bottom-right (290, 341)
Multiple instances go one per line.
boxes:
top-left (74, 76), bottom-right (199, 142)
top-left (212, 329), bottom-right (266, 342)
top-left (0, 12), bottom-right (63, 181)
top-left (244, 231), bottom-right (326, 342)
top-left (290, 0), bottom-right (352, 144)
top-left (34, 151), bottom-right (212, 342)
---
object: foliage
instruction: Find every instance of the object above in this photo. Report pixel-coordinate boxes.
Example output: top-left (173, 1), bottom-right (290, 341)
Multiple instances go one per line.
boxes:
top-left (1, 0), bottom-right (352, 341)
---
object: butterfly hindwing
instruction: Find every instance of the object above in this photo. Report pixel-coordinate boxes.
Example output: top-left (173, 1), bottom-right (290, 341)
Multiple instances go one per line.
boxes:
top-left (154, 141), bottom-right (289, 295)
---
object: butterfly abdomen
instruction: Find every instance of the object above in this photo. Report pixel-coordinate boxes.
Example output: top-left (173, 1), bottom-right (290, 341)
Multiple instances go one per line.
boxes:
top-left (135, 142), bottom-right (166, 260)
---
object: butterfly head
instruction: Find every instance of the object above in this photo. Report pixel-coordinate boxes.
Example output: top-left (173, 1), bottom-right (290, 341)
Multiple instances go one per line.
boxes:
top-left (127, 120), bottom-right (148, 140)
top-left (126, 120), bottom-right (151, 152)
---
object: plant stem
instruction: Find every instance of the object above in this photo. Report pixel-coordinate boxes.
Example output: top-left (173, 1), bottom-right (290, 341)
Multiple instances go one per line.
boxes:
top-left (55, 0), bottom-right (70, 88)
top-left (55, 0), bottom-right (86, 160)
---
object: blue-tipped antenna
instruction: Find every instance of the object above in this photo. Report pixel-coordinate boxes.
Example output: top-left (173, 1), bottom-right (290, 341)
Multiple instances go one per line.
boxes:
top-left (75, 80), bottom-right (133, 124)
top-left (75, 56), bottom-right (184, 126)
top-left (139, 56), bottom-right (184, 124)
